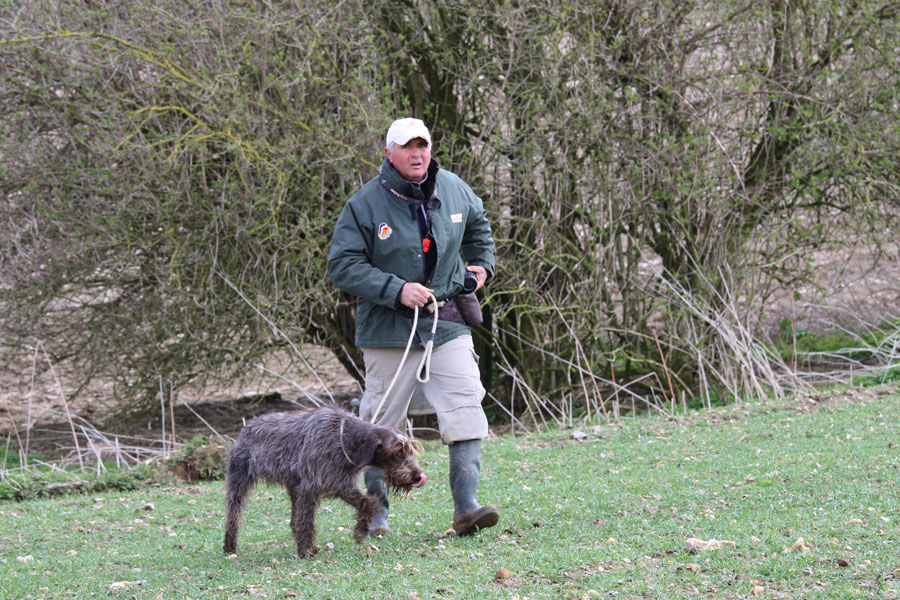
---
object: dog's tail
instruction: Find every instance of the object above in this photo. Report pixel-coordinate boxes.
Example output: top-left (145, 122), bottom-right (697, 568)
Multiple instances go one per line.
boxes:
top-left (223, 445), bottom-right (255, 555)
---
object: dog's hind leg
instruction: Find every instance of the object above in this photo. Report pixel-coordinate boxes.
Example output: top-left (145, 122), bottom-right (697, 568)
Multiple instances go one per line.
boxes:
top-left (289, 485), bottom-right (320, 558)
top-left (339, 488), bottom-right (381, 544)
top-left (223, 449), bottom-right (255, 555)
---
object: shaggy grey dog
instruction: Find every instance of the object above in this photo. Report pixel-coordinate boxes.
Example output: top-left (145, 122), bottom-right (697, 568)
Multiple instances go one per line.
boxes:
top-left (223, 407), bottom-right (426, 557)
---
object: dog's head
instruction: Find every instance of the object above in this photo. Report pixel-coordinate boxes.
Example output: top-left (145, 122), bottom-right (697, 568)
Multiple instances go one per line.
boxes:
top-left (358, 430), bottom-right (426, 491)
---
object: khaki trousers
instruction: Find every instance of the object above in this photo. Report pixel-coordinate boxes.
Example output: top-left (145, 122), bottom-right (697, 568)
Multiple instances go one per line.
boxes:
top-left (359, 335), bottom-right (489, 444)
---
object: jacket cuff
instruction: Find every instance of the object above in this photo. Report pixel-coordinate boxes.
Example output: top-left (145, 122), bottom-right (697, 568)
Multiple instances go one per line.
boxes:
top-left (394, 282), bottom-right (406, 308)
top-left (380, 276), bottom-right (407, 308)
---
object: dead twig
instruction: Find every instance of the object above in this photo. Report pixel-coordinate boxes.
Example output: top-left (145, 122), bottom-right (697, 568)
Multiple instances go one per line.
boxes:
top-left (218, 272), bottom-right (334, 405)
top-left (179, 398), bottom-right (230, 443)
top-left (2, 397), bottom-right (26, 470)
top-left (653, 329), bottom-right (676, 408)
top-left (38, 341), bottom-right (84, 471)
top-left (254, 363), bottom-right (325, 407)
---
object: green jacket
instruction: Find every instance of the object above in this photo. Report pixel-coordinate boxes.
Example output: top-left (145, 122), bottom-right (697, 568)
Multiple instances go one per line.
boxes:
top-left (328, 158), bottom-right (495, 348)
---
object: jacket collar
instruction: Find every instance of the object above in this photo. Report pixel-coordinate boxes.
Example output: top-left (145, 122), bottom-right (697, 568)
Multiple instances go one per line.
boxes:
top-left (378, 158), bottom-right (439, 205)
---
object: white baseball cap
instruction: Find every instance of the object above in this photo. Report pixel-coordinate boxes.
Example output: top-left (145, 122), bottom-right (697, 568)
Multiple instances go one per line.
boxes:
top-left (385, 118), bottom-right (431, 148)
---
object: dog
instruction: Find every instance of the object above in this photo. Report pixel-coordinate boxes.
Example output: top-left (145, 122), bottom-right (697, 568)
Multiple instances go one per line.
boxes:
top-left (222, 406), bottom-right (426, 557)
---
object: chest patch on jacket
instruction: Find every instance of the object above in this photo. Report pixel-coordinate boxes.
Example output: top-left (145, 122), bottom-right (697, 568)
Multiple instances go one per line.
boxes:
top-left (377, 222), bottom-right (393, 240)
top-left (451, 213), bottom-right (463, 223)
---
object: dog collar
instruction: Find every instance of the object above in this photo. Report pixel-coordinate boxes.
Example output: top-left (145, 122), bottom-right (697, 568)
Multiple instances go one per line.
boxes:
top-left (339, 418), bottom-right (357, 467)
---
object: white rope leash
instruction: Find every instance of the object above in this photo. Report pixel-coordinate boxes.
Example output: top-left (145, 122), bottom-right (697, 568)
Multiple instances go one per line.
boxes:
top-left (415, 294), bottom-right (439, 384)
top-left (370, 294), bottom-right (438, 424)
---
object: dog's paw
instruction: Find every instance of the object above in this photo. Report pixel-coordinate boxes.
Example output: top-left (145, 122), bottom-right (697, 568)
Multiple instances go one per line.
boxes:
top-left (353, 527), bottom-right (369, 544)
top-left (297, 544), bottom-right (320, 558)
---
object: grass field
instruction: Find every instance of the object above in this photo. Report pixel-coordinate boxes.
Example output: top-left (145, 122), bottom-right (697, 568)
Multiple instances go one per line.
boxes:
top-left (2, 386), bottom-right (899, 599)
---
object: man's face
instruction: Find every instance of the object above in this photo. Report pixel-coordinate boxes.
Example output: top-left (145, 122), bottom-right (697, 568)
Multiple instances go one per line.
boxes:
top-left (385, 138), bottom-right (431, 182)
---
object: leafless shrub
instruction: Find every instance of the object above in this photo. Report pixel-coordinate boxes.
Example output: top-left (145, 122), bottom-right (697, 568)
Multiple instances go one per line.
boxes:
top-left (1, 1), bottom-right (898, 427)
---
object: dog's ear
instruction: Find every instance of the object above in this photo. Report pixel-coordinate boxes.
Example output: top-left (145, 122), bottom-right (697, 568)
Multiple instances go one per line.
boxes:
top-left (356, 438), bottom-right (382, 466)
top-left (386, 437), bottom-right (422, 459)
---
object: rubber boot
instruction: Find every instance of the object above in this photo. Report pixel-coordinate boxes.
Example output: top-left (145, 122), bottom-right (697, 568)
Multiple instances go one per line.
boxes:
top-left (449, 439), bottom-right (500, 535)
top-left (364, 467), bottom-right (391, 535)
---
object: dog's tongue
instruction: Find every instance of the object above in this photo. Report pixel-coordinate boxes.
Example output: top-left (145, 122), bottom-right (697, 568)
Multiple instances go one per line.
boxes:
top-left (411, 473), bottom-right (427, 488)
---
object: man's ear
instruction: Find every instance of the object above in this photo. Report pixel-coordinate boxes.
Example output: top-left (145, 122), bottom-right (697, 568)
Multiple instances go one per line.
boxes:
top-left (357, 438), bottom-right (382, 466)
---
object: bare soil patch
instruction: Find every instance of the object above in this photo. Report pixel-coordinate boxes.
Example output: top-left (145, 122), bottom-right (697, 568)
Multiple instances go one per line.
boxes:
top-left (762, 242), bottom-right (900, 337)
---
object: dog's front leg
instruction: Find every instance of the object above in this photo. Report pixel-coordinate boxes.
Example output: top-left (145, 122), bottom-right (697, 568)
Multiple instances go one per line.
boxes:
top-left (340, 488), bottom-right (380, 543)
top-left (289, 485), bottom-right (320, 558)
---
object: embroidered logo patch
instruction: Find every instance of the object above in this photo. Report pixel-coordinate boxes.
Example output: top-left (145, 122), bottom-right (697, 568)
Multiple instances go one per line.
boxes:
top-left (451, 213), bottom-right (463, 223)
top-left (377, 222), bottom-right (392, 240)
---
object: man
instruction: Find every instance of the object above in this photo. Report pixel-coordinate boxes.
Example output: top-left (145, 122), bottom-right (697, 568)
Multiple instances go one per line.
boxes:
top-left (327, 117), bottom-right (499, 536)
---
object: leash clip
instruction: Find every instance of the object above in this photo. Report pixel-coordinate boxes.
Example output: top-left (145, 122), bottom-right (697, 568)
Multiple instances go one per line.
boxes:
top-left (424, 299), bottom-right (445, 314)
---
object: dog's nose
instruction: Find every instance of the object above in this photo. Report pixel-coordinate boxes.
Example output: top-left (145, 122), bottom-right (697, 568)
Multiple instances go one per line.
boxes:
top-left (411, 473), bottom-right (427, 488)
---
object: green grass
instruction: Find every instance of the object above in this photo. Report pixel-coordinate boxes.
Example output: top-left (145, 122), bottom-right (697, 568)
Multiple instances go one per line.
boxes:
top-left (0, 435), bottom-right (230, 502)
top-left (855, 365), bottom-right (900, 388)
top-left (773, 317), bottom-right (900, 365)
top-left (2, 387), bottom-right (899, 599)
top-left (0, 462), bottom-right (162, 503)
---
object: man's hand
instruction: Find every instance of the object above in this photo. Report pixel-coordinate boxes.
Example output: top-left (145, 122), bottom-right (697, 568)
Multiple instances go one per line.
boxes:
top-left (466, 265), bottom-right (488, 292)
top-left (399, 282), bottom-right (436, 308)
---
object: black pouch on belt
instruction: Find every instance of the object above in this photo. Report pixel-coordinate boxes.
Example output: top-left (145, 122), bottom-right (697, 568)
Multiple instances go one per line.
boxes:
top-left (450, 292), bottom-right (484, 327)
top-left (437, 297), bottom-right (464, 325)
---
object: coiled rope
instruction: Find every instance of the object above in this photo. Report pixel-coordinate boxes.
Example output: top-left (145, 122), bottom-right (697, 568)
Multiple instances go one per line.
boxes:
top-left (369, 294), bottom-right (439, 424)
